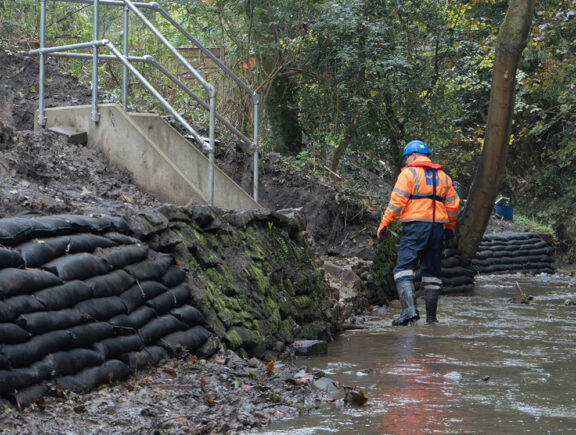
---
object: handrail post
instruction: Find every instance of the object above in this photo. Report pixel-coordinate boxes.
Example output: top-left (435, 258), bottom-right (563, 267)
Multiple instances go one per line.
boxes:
top-left (208, 90), bottom-right (216, 206)
top-left (92, 0), bottom-right (101, 123)
top-left (38, 0), bottom-right (47, 127)
top-left (122, 3), bottom-right (129, 111)
top-left (253, 94), bottom-right (260, 202)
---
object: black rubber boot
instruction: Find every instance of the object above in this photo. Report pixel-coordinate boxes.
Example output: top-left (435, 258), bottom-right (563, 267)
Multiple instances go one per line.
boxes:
top-left (425, 286), bottom-right (440, 324)
top-left (392, 280), bottom-right (420, 326)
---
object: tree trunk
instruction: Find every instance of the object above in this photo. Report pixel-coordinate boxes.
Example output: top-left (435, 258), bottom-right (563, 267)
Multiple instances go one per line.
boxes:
top-left (456, 0), bottom-right (534, 262)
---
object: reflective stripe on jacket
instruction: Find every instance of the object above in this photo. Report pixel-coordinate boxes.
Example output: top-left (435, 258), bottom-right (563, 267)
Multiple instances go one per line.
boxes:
top-left (379, 156), bottom-right (460, 230)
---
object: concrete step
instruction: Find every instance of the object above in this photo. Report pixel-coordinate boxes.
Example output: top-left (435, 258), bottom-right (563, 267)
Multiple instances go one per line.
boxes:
top-left (47, 125), bottom-right (88, 145)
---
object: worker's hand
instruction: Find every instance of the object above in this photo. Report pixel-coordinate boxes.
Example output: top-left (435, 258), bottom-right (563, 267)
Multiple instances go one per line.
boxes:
top-left (377, 225), bottom-right (387, 239)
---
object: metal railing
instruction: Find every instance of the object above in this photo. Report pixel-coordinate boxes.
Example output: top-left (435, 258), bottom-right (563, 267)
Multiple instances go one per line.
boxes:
top-left (30, 0), bottom-right (260, 204)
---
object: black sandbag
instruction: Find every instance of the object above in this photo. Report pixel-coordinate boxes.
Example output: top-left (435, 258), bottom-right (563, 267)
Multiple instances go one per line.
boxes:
top-left (46, 348), bottom-right (105, 377)
top-left (0, 352), bottom-right (10, 370)
top-left (440, 266), bottom-right (476, 279)
top-left (475, 250), bottom-right (494, 260)
top-left (442, 284), bottom-right (474, 294)
top-left (34, 280), bottom-right (92, 311)
top-left (0, 323), bottom-right (31, 344)
top-left (28, 215), bottom-right (75, 237)
top-left (120, 281), bottom-right (168, 313)
top-left (117, 345), bottom-right (168, 371)
top-left (12, 384), bottom-right (48, 408)
top-left (65, 233), bottom-right (118, 253)
top-left (138, 315), bottom-right (188, 345)
top-left (124, 254), bottom-right (174, 281)
top-left (94, 245), bottom-right (149, 270)
top-left (56, 359), bottom-right (130, 394)
top-left (15, 308), bottom-right (84, 334)
top-left (0, 269), bottom-right (63, 298)
top-left (442, 276), bottom-right (475, 287)
top-left (87, 270), bottom-right (136, 298)
top-left (109, 305), bottom-right (156, 334)
top-left (103, 232), bottom-right (140, 245)
top-left (0, 295), bottom-right (46, 323)
top-left (0, 217), bottom-right (35, 246)
top-left (55, 214), bottom-right (121, 234)
top-left (93, 334), bottom-right (143, 359)
top-left (0, 247), bottom-right (25, 269)
top-left (2, 330), bottom-right (73, 368)
top-left (75, 296), bottom-right (127, 321)
top-left (42, 253), bottom-right (111, 281)
top-left (160, 266), bottom-right (186, 288)
top-left (441, 256), bottom-right (465, 268)
top-left (146, 283), bottom-right (190, 315)
top-left (69, 322), bottom-right (114, 347)
top-left (0, 360), bottom-right (51, 394)
top-left (158, 325), bottom-right (211, 354)
top-left (15, 237), bottom-right (71, 268)
top-left (170, 305), bottom-right (205, 327)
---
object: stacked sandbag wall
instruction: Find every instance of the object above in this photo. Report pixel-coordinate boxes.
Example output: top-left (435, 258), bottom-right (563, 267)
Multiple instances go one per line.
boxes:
top-left (127, 205), bottom-right (340, 361)
top-left (0, 214), bottom-right (210, 407)
top-left (440, 245), bottom-right (476, 294)
top-left (471, 232), bottom-right (555, 274)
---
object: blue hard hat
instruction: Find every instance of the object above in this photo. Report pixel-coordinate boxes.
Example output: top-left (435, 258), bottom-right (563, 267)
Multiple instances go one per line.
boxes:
top-left (402, 140), bottom-right (430, 157)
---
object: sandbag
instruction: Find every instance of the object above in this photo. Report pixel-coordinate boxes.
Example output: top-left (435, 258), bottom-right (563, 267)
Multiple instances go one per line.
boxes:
top-left (440, 266), bottom-right (476, 279)
top-left (57, 214), bottom-right (129, 234)
top-left (124, 254), bottom-right (173, 281)
top-left (158, 325), bottom-right (211, 354)
top-left (0, 268), bottom-right (63, 298)
top-left (28, 216), bottom-right (75, 237)
top-left (160, 266), bottom-right (186, 288)
top-left (93, 334), bottom-right (143, 359)
top-left (68, 322), bottom-right (114, 347)
top-left (103, 232), bottom-right (141, 245)
top-left (117, 345), bottom-right (167, 371)
top-left (0, 295), bottom-right (46, 323)
top-left (108, 305), bottom-right (156, 333)
top-left (170, 305), bottom-right (205, 327)
top-left (0, 360), bottom-right (51, 394)
top-left (0, 247), bottom-right (25, 269)
top-left (11, 384), bottom-right (48, 408)
top-left (42, 253), bottom-right (111, 281)
top-left (94, 245), bottom-right (149, 270)
top-left (1, 330), bottom-right (73, 368)
top-left (0, 323), bottom-right (31, 344)
top-left (138, 315), bottom-right (188, 345)
top-left (34, 280), bottom-right (92, 311)
top-left (64, 233), bottom-right (118, 253)
top-left (146, 283), bottom-right (190, 315)
top-left (87, 270), bottom-right (135, 298)
top-left (15, 237), bottom-right (71, 268)
top-left (0, 217), bottom-right (35, 246)
top-left (75, 296), bottom-right (127, 321)
top-left (46, 348), bottom-right (105, 377)
top-left (15, 308), bottom-right (84, 334)
top-left (0, 352), bottom-right (9, 370)
top-left (56, 359), bottom-right (130, 394)
top-left (120, 281), bottom-right (168, 313)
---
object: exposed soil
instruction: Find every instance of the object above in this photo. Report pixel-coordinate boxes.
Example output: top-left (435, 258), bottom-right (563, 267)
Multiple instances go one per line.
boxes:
top-left (0, 48), bottom-right (530, 433)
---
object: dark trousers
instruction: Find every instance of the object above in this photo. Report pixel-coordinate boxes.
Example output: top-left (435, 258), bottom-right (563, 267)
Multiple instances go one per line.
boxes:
top-left (393, 222), bottom-right (444, 283)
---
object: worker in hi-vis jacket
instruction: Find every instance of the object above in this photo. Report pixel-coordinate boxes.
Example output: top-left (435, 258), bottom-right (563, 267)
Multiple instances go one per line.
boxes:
top-left (377, 140), bottom-right (460, 325)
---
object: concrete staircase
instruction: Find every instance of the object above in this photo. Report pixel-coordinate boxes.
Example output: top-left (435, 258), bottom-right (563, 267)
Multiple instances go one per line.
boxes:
top-left (37, 104), bottom-right (260, 210)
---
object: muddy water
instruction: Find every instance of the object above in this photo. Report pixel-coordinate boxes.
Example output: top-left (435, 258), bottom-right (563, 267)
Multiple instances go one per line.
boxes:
top-left (264, 273), bottom-right (576, 434)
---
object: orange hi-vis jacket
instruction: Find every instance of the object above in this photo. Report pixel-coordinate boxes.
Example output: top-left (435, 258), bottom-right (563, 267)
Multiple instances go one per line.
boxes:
top-left (378, 156), bottom-right (460, 231)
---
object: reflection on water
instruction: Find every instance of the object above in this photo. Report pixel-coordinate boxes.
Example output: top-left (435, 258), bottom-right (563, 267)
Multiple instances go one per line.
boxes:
top-left (262, 273), bottom-right (576, 434)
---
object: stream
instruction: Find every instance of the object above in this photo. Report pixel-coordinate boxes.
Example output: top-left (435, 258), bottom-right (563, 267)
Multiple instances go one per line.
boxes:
top-left (262, 271), bottom-right (576, 434)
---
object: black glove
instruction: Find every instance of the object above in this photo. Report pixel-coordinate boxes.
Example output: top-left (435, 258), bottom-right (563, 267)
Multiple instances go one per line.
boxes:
top-left (377, 226), bottom-right (387, 239)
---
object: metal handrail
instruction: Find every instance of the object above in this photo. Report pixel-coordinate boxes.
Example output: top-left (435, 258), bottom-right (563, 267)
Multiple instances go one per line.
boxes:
top-left (43, 0), bottom-right (260, 201)
top-left (30, 39), bottom-right (217, 200)
top-left (46, 52), bottom-right (252, 145)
